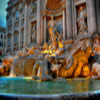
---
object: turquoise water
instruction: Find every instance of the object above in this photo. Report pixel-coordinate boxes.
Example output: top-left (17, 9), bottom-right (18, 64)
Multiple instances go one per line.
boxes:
top-left (0, 77), bottom-right (100, 95)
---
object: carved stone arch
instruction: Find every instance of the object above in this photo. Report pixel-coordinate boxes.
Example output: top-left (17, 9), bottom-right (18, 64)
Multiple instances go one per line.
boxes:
top-left (46, 0), bottom-right (62, 10)
top-left (41, 0), bottom-right (64, 43)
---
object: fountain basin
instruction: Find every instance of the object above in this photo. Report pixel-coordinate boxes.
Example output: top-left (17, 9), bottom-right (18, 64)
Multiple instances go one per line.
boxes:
top-left (0, 77), bottom-right (100, 99)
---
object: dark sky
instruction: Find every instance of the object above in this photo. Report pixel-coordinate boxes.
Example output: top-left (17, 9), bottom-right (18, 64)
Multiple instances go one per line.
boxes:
top-left (0, 0), bottom-right (9, 28)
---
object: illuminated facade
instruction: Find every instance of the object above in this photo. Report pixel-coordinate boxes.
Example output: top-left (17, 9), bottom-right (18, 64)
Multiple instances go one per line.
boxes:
top-left (6, 0), bottom-right (100, 55)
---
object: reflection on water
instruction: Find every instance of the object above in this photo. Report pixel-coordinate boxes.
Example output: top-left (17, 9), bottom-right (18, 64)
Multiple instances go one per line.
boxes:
top-left (0, 77), bottom-right (100, 95)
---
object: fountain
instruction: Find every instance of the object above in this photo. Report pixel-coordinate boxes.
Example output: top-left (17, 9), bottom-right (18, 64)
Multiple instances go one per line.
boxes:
top-left (0, 33), bottom-right (100, 99)
top-left (0, 17), bottom-right (100, 99)
top-left (3, 15), bottom-right (92, 80)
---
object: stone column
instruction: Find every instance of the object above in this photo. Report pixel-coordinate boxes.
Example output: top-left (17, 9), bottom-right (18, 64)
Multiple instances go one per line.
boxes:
top-left (40, 16), bottom-right (44, 44)
top-left (44, 16), bottom-right (46, 43)
top-left (87, 0), bottom-right (97, 33)
top-left (28, 22), bottom-right (31, 47)
top-left (11, 14), bottom-right (15, 53)
top-left (24, 2), bottom-right (28, 48)
top-left (96, 0), bottom-right (100, 33)
top-left (63, 9), bottom-right (66, 40)
top-left (27, 3), bottom-right (31, 47)
top-left (66, 0), bottom-right (73, 39)
top-left (19, 9), bottom-right (22, 50)
top-left (37, 0), bottom-right (41, 44)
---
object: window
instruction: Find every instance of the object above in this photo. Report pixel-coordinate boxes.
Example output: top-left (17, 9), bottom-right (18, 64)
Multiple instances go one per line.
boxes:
top-left (21, 31), bottom-right (24, 43)
top-left (4, 36), bottom-right (6, 39)
top-left (8, 37), bottom-right (11, 46)
top-left (14, 34), bottom-right (19, 44)
top-left (16, 10), bottom-right (19, 19)
top-left (1, 35), bottom-right (3, 39)
top-left (0, 42), bottom-right (3, 47)
top-left (9, 15), bottom-right (12, 22)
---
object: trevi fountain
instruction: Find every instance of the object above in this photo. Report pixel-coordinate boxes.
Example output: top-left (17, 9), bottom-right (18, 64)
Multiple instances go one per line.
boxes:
top-left (1, 1), bottom-right (100, 99)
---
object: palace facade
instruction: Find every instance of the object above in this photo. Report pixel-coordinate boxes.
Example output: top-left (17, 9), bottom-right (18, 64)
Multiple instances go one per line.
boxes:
top-left (6, 0), bottom-right (100, 55)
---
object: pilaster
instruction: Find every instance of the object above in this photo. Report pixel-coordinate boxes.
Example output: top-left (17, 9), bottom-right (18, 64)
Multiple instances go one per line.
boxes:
top-left (87, 0), bottom-right (97, 33)
top-left (66, 0), bottom-right (73, 39)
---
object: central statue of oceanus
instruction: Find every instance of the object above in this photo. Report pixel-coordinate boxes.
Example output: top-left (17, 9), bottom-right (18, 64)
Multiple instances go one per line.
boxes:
top-left (48, 16), bottom-right (56, 42)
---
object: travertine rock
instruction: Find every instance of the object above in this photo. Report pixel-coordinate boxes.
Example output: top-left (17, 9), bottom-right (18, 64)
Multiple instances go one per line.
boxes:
top-left (92, 63), bottom-right (100, 78)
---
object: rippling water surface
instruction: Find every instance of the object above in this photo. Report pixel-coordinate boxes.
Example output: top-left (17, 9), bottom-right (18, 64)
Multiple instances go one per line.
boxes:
top-left (0, 77), bottom-right (100, 95)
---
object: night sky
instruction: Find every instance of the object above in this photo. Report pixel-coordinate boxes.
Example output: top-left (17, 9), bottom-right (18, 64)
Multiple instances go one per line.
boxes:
top-left (0, 0), bottom-right (9, 28)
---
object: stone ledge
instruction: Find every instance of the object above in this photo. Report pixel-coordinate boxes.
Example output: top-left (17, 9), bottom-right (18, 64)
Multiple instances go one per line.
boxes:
top-left (0, 91), bottom-right (100, 100)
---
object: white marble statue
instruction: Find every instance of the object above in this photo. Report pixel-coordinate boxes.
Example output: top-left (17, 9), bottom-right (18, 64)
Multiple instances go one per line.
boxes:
top-left (48, 16), bottom-right (57, 42)
top-left (77, 6), bottom-right (87, 34)
top-left (31, 23), bottom-right (36, 42)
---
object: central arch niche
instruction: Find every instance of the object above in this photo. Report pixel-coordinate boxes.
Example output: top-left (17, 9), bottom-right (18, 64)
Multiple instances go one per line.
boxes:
top-left (46, 0), bottom-right (62, 10)
top-left (45, 0), bottom-right (64, 41)
top-left (41, 0), bottom-right (66, 43)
